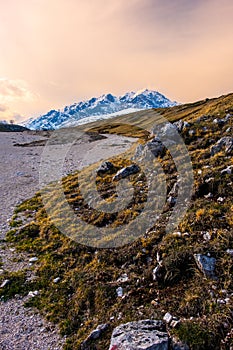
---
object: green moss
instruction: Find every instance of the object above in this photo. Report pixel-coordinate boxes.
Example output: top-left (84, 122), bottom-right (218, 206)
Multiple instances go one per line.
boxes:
top-left (173, 321), bottom-right (217, 350)
top-left (0, 271), bottom-right (31, 300)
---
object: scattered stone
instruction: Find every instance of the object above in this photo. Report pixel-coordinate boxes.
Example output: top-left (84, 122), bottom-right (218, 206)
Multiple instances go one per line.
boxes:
top-left (82, 323), bottom-right (109, 347)
top-left (116, 287), bottom-right (123, 297)
top-left (205, 177), bottom-right (214, 183)
top-left (152, 265), bottom-right (163, 281)
top-left (183, 232), bottom-right (190, 237)
top-left (213, 118), bottom-right (225, 126)
top-left (203, 232), bottom-right (211, 241)
top-left (171, 340), bottom-right (190, 350)
top-left (173, 231), bottom-right (182, 237)
top-left (0, 279), bottom-right (10, 288)
top-left (108, 319), bottom-right (169, 350)
top-left (225, 113), bottom-right (232, 121)
top-left (174, 120), bottom-right (190, 132)
top-left (28, 290), bottom-right (39, 298)
top-left (117, 312), bottom-right (123, 320)
top-left (188, 129), bottom-right (195, 136)
top-left (113, 164), bottom-right (140, 181)
top-left (53, 277), bottom-right (61, 283)
top-left (204, 192), bottom-right (213, 199)
top-left (196, 114), bottom-right (209, 123)
top-left (163, 312), bottom-right (173, 324)
top-left (167, 196), bottom-right (177, 205)
top-left (226, 249), bottom-right (233, 256)
top-left (221, 165), bottom-right (233, 175)
top-left (156, 251), bottom-right (162, 264)
top-left (16, 171), bottom-right (25, 176)
top-left (210, 137), bottom-right (233, 156)
top-left (97, 161), bottom-right (114, 174)
top-left (147, 256), bottom-right (153, 264)
top-left (170, 320), bottom-right (180, 329)
top-left (169, 182), bottom-right (179, 197)
top-left (194, 254), bottom-right (216, 279)
top-left (117, 274), bottom-right (129, 283)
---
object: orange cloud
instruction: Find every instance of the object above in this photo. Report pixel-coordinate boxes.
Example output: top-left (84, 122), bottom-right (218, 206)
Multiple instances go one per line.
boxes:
top-left (0, 0), bottom-right (232, 121)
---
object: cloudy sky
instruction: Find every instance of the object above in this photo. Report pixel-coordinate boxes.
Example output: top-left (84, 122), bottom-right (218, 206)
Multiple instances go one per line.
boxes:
top-left (0, 0), bottom-right (233, 122)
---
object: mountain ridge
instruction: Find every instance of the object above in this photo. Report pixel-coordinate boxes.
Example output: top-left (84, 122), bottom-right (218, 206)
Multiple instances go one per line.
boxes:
top-left (23, 89), bottom-right (177, 130)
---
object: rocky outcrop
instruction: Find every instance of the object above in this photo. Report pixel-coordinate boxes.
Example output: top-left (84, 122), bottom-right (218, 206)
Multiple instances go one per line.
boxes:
top-left (108, 320), bottom-right (169, 350)
top-left (173, 120), bottom-right (190, 132)
top-left (210, 137), bottom-right (233, 156)
top-left (145, 138), bottom-right (166, 158)
top-left (113, 164), bottom-right (140, 181)
top-left (134, 137), bottom-right (165, 161)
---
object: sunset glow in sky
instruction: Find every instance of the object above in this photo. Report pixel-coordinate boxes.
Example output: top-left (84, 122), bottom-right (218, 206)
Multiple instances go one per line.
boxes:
top-left (0, 0), bottom-right (233, 122)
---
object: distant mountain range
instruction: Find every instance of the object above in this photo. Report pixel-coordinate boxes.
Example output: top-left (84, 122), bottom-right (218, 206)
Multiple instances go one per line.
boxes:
top-left (23, 89), bottom-right (178, 130)
top-left (0, 122), bottom-right (28, 132)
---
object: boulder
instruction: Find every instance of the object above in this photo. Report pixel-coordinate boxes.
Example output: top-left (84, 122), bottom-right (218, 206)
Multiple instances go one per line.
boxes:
top-left (210, 137), bottom-right (233, 156)
top-left (146, 138), bottom-right (165, 158)
top-left (113, 164), bottom-right (140, 181)
top-left (134, 138), bottom-right (165, 160)
top-left (109, 320), bottom-right (169, 350)
top-left (154, 123), bottom-right (177, 138)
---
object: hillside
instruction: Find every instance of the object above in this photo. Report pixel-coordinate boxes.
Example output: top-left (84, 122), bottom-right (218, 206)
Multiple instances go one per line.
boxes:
top-left (86, 92), bottom-right (233, 135)
top-left (1, 93), bottom-right (233, 350)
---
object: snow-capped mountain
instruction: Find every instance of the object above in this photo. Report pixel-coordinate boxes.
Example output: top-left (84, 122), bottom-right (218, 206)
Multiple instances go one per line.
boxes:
top-left (23, 89), bottom-right (177, 130)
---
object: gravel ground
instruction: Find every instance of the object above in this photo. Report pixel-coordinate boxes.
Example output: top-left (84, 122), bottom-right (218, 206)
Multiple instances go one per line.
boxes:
top-left (0, 130), bottom-right (136, 349)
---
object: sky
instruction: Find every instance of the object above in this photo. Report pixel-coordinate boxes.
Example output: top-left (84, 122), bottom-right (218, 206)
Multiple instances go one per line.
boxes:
top-left (0, 0), bottom-right (233, 122)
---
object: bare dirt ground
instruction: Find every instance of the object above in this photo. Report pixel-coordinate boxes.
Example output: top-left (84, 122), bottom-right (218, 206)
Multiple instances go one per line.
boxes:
top-left (0, 130), bottom-right (136, 349)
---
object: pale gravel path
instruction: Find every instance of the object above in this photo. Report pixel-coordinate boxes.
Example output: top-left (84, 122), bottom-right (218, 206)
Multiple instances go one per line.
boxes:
top-left (0, 130), bottom-right (136, 349)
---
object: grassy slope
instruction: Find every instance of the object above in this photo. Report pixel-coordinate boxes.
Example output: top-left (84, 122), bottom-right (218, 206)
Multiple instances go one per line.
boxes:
top-left (1, 93), bottom-right (233, 350)
top-left (84, 92), bottom-right (233, 135)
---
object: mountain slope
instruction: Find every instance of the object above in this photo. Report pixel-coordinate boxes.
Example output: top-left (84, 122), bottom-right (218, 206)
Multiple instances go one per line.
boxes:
top-left (23, 89), bottom-right (177, 130)
top-left (4, 92), bottom-right (233, 349)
